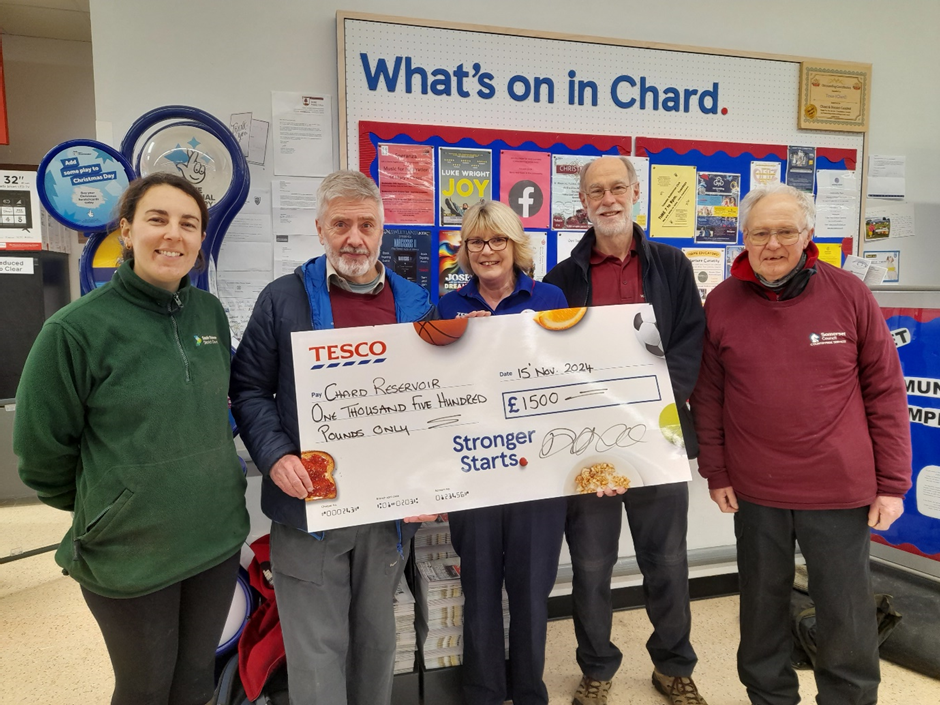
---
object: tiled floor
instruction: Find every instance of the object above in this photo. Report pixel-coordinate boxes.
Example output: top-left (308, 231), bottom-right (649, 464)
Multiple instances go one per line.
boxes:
top-left (2, 502), bottom-right (938, 704)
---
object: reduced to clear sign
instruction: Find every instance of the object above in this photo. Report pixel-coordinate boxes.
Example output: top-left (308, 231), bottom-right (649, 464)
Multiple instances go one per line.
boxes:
top-left (0, 256), bottom-right (34, 274)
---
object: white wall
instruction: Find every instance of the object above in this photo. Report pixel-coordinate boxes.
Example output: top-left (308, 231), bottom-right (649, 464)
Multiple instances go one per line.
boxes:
top-left (0, 34), bottom-right (96, 301)
top-left (87, 0), bottom-right (940, 562)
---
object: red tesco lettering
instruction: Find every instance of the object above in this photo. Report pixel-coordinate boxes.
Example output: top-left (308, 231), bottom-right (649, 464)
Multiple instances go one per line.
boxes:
top-left (308, 340), bottom-right (387, 362)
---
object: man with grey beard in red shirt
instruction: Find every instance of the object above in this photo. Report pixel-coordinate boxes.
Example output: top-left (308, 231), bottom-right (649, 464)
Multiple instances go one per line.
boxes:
top-left (545, 156), bottom-right (707, 705)
top-left (691, 182), bottom-right (911, 705)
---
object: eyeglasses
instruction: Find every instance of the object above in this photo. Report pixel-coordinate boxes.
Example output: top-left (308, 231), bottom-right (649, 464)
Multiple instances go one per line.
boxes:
top-left (745, 228), bottom-right (806, 246)
top-left (465, 236), bottom-right (510, 252)
top-left (583, 183), bottom-right (636, 201)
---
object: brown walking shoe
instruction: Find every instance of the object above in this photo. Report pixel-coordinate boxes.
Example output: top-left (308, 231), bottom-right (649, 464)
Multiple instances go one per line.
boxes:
top-left (572, 675), bottom-right (612, 705)
top-left (652, 669), bottom-right (709, 705)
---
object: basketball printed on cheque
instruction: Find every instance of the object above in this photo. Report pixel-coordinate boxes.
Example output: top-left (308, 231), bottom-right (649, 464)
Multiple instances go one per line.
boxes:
top-left (414, 318), bottom-right (470, 346)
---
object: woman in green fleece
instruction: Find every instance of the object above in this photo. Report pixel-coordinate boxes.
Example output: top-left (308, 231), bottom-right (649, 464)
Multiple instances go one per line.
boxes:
top-left (14, 172), bottom-right (249, 705)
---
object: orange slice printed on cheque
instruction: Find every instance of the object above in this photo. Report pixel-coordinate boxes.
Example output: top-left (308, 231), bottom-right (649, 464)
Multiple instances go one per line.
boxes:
top-left (300, 450), bottom-right (337, 501)
top-left (534, 307), bottom-right (587, 331)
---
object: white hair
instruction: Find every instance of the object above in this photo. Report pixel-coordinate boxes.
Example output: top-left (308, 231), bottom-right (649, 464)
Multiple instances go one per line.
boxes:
top-left (739, 182), bottom-right (815, 232)
top-left (579, 156), bottom-right (638, 192)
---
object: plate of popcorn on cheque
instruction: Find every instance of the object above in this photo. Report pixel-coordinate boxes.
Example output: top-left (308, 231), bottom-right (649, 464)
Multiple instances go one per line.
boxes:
top-left (568, 453), bottom-right (646, 494)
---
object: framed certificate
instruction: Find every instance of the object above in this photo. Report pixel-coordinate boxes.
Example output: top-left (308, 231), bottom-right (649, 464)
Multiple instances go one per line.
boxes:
top-left (799, 61), bottom-right (871, 132)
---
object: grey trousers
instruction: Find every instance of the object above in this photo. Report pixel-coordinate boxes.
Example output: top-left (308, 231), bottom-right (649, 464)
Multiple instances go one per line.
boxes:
top-left (270, 520), bottom-right (413, 705)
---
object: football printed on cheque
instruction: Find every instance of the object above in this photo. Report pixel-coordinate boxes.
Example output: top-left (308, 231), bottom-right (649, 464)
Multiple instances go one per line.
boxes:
top-left (633, 310), bottom-right (664, 357)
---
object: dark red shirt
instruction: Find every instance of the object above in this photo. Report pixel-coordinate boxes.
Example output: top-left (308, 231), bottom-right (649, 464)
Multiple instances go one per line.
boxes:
top-left (691, 262), bottom-right (911, 509)
top-left (589, 241), bottom-right (644, 306)
top-left (329, 285), bottom-right (396, 329)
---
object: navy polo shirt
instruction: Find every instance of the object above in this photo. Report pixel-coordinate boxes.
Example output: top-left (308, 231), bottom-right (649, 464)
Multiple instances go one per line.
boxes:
top-left (437, 270), bottom-right (568, 318)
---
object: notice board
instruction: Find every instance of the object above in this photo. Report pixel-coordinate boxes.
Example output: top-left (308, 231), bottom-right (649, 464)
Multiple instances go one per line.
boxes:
top-left (338, 13), bottom-right (868, 298)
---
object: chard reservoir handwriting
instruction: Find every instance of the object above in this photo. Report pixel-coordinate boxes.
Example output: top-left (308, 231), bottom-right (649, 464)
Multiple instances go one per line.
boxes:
top-left (323, 377), bottom-right (441, 401)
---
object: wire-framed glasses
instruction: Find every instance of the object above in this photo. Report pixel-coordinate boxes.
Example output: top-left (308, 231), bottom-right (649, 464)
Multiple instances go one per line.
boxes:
top-left (583, 183), bottom-right (635, 201)
top-left (745, 228), bottom-right (805, 245)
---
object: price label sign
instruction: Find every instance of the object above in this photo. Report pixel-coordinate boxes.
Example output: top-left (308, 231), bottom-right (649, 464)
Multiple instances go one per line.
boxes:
top-left (0, 170), bottom-right (43, 250)
top-left (291, 304), bottom-right (692, 531)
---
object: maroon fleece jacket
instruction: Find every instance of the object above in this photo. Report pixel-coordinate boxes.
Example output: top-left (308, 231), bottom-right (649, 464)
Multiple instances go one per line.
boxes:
top-left (691, 251), bottom-right (911, 509)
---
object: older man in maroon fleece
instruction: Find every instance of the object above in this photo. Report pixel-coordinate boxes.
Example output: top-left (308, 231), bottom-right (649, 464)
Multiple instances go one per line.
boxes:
top-left (691, 182), bottom-right (911, 705)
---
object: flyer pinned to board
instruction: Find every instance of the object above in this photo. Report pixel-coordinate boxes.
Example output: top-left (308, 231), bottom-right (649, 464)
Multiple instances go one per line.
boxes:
top-left (377, 143), bottom-right (435, 226)
top-left (291, 305), bottom-right (692, 531)
top-left (650, 165), bottom-right (696, 239)
top-left (438, 229), bottom-right (470, 298)
top-left (550, 155), bottom-right (593, 230)
top-left (500, 150), bottom-right (551, 229)
top-left (439, 148), bottom-right (491, 226)
top-left (694, 172), bottom-right (740, 244)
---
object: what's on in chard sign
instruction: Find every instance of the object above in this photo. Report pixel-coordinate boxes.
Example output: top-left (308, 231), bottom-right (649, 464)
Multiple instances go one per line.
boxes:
top-left (358, 54), bottom-right (725, 114)
top-left (341, 15), bottom-right (866, 174)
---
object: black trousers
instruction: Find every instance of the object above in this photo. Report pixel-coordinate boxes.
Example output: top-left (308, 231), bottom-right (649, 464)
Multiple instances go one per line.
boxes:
top-left (735, 500), bottom-right (880, 705)
top-left (565, 482), bottom-right (696, 681)
top-left (82, 552), bottom-right (241, 705)
top-left (450, 497), bottom-right (567, 705)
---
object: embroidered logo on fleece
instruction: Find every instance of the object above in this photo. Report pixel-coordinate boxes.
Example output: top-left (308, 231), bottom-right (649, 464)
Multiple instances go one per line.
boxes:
top-left (193, 334), bottom-right (220, 346)
top-left (809, 331), bottom-right (847, 346)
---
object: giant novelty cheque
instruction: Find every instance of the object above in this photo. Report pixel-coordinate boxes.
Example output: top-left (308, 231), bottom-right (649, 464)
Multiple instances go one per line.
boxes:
top-left (291, 304), bottom-right (691, 531)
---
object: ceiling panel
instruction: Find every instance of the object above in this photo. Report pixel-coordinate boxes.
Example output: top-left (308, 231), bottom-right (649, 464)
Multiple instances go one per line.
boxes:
top-left (2, 1), bottom-right (86, 9)
top-left (0, 2), bottom-right (91, 42)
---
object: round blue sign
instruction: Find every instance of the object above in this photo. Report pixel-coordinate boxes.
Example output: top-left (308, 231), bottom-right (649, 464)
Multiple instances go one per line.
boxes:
top-left (37, 139), bottom-right (135, 232)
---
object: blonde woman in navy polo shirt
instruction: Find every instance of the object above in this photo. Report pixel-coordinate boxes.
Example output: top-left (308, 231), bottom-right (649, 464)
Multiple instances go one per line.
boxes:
top-left (438, 200), bottom-right (568, 705)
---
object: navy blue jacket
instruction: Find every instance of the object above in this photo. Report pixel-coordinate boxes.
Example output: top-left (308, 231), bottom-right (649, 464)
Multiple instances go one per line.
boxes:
top-left (543, 225), bottom-right (705, 458)
top-left (230, 256), bottom-right (434, 531)
top-left (437, 270), bottom-right (567, 318)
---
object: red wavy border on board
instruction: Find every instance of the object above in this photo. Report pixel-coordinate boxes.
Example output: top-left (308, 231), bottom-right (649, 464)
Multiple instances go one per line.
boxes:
top-left (882, 307), bottom-right (940, 324)
top-left (635, 137), bottom-right (857, 170)
top-left (358, 121), bottom-right (631, 173)
top-left (871, 534), bottom-right (940, 562)
top-left (817, 147), bottom-right (857, 169)
top-left (635, 137), bottom-right (786, 161)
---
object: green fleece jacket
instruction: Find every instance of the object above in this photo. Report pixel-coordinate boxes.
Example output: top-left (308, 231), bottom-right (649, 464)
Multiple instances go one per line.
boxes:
top-left (14, 261), bottom-right (249, 598)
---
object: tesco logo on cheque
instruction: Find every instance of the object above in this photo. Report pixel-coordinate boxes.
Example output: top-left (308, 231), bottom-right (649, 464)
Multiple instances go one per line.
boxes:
top-left (309, 341), bottom-right (388, 369)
